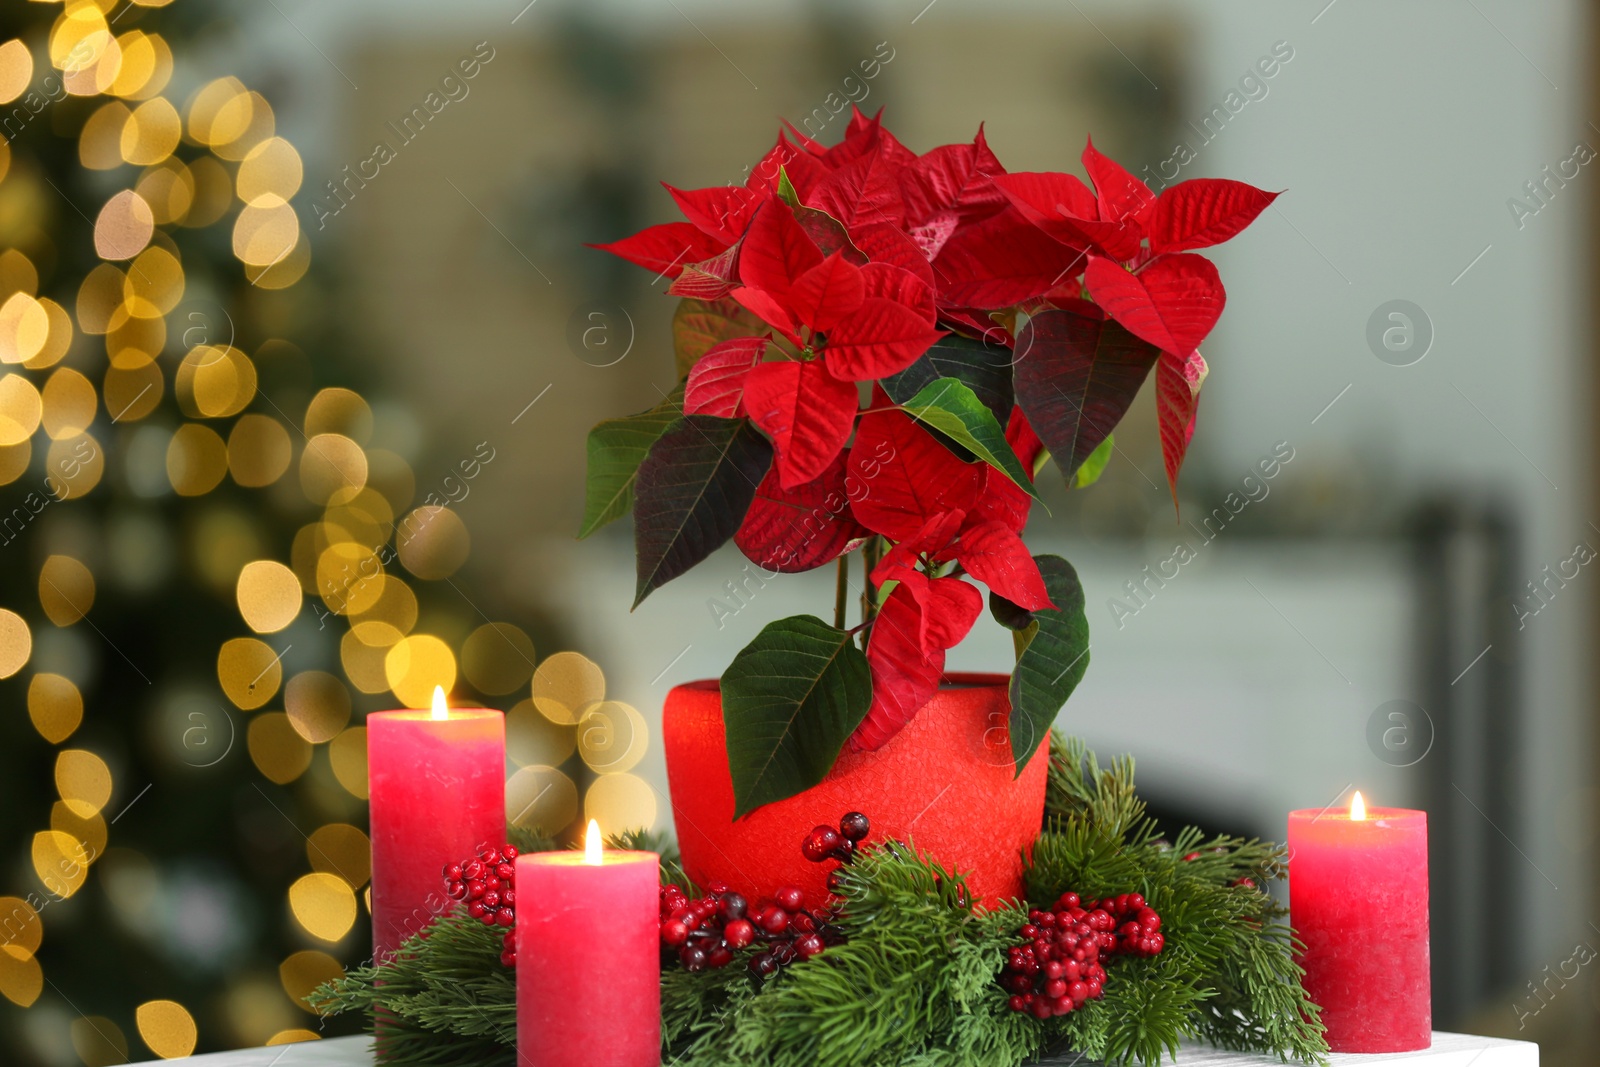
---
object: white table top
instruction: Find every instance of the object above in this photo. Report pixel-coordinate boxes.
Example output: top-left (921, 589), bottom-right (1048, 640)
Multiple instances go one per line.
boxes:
top-left (132, 1031), bottom-right (1537, 1066)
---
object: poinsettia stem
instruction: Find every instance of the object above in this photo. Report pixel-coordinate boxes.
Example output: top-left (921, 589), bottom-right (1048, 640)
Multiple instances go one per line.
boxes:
top-left (834, 555), bottom-right (849, 630)
top-left (859, 536), bottom-right (884, 643)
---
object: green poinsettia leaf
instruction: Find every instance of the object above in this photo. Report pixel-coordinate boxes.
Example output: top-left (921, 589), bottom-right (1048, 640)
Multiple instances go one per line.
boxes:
top-left (991, 554), bottom-right (1090, 777)
top-left (577, 384), bottom-right (684, 540)
top-left (898, 377), bottom-right (1038, 498)
top-left (881, 333), bottom-right (1014, 423)
top-left (1073, 433), bottom-right (1114, 489)
top-left (672, 297), bottom-right (767, 378)
top-left (632, 415), bottom-right (771, 608)
top-left (721, 615), bottom-right (873, 819)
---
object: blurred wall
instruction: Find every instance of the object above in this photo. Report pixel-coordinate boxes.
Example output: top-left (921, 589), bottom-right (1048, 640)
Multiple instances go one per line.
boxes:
top-left (229, 0), bottom-right (1593, 1043)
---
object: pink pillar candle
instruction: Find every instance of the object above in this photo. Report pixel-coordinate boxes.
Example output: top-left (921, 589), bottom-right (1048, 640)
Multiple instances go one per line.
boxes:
top-left (1288, 795), bottom-right (1429, 1052)
top-left (368, 705), bottom-right (505, 959)
top-left (517, 827), bottom-right (659, 1067)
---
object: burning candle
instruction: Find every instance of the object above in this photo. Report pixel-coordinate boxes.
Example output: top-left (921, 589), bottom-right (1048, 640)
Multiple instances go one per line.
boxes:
top-left (1288, 792), bottom-right (1429, 1052)
top-left (369, 686), bottom-right (505, 959)
top-left (517, 819), bottom-right (659, 1067)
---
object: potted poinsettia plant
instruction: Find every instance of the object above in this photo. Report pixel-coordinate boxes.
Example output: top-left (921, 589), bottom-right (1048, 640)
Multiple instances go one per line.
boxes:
top-left (582, 108), bottom-right (1273, 903)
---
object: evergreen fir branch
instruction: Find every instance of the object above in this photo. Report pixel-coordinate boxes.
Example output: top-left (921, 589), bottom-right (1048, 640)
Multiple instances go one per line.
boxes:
top-left (314, 735), bottom-right (1326, 1067)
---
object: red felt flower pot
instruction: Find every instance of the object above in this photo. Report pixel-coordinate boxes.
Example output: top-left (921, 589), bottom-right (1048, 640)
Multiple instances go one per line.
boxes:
top-left (663, 673), bottom-right (1048, 908)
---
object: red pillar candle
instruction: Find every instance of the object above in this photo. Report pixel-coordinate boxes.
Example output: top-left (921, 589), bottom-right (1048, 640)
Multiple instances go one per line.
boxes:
top-left (369, 687), bottom-right (505, 959)
top-left (1288, 792), bottom-right (1430, 1052)
top-left (517, 821), bottom-right (659, 1067)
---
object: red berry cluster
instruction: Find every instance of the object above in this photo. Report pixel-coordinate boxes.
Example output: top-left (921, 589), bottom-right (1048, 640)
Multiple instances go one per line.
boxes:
top-left (658, 811), bottom-right (871, 976)
top-left (442, 844), bottom-right (520, 967)
top-left (659, 880), bottom-right (839, 975)
top-left (1001, 891), bottom-right (1164, 1018)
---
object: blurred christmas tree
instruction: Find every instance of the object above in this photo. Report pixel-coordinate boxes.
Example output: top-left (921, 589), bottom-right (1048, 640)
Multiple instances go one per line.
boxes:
top-left (0, 3), bottom-right (599, 1063)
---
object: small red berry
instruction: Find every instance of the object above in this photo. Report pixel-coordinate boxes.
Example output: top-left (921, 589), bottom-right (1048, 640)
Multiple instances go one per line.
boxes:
top-left (838, 812), bottom-right (870, 842)
top-left (774, 886), bottom-right (805, 912)
top-left (723, 918), bottom-right (755, 949)
top-left (795, 934), bottom-right (825, 959)
top-left (496, 908), bottom-right (514, 927)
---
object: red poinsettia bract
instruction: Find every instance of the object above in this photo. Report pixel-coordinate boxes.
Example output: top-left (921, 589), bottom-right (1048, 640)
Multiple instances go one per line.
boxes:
top-left (587, 107), bottom-right (1274, 777)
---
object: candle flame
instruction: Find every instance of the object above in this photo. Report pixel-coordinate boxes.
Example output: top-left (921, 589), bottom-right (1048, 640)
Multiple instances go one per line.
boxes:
top-left (584, 819), bottom-right (603, 865)
top-left (431, 686), bottom-right (449, 721)
top-left (1349, 790), bottom-right (1367, 821)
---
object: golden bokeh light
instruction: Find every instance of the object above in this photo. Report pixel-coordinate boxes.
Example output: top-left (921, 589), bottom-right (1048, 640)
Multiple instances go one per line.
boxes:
top-left (585, 772), bottom-right (658, 833)
top-left (24, 297), bottom-right (75, 370)
top-left (80, 99), bottom-right (132, 170)
top-left (288, 873), bottom-right (356, 942)
top-left (166, 423), bottom-right (228, 496)
top-left (304, 387), bottom-right (372, 443)
top-left (187, 76), bottom-right (249, 144)
top-left (29, 673), bottom-right (83, 744)
top-left (347, 575), bottom-right (416, 635)
top-left (0, 439), bottom-right (29, 486)
top-left (69, 1015), bottom-right (128, 1067)
top-left (75, 262), bottom-right (127, 334)
top-left (135, 1000), bottom-right (197, 1059)
top-left (94, 189), bottom-right (155, 260)
top-left (247, 712), bottom-right (312, 785)
top-left (107, 31), bottom-right (164, 99)
top-left (0, 949), bottom-right (42, 1008)
top-left (0, 608), bottom-right (31, 677)
top-left (327, 726), bottom-right (369, 799)
top-left (316, 541), bottom-right (384, 616)
top-left (212, 90), bottom-right (275, 161)
top-left (39, 554), bottom-right (95, 626)
top-left (41, 367), bottom-right (97, 438)
top-left (249, 232), bottom-right (312, 290)
top-left (47, 433), bottom-right (104, 498)
top-left (236, 560), bottom-right (302, 633)
top-left (137, 159), bottom-right (195, 225)
top-left (103, 362), bottom-right (162, 423)
top-left (506, 699), bottom-right (577, 769)
top-left (0, 607), bottom-right (32, 675)
top-left (177, 345), bottom-right (256, 418)
top-left (217, 636), bottom-right (283, 710)
top-left (0, 372), bottom-right (43, 445)
top-left (237, 136), bottom-right (303, 207)
top-left (0, 40), bottom-right (33, 105)
top-left (51, 800), bottom-right (107, 859)
top-left (577, 701), bottom-right (648, 774)
top-left (306, 823), bottom-right (370, 889)
top-left (265, 1030), bottom-right (321, 1046)
top-left (232, 200), bottom-right (298, 268)
top-left (531, 651), bottom-right (605, 725)
top-left (396, 505), bottom-right (470, 580)
top-left (299, 433), bottom-right (368, 505)
top-left (278, 950), bottom-right (342, 1014)
top-left (462, 622), bottom-right (536, 696)
top-left (340, 622), bottom-right (401, 693)
top-left (227, 414), bottom-right (292, 487)
top-left (284, 670), bottom-right (350, 744)
top-left (0, 249), bottom-right (36, 300)
top-left (120, 96), bottom-right (181, 166)
top-left (123, 245), bottom-right (184, 318)
top-left (384, 634), bottom-right (457, 708)
top-left (55, 748), bottom-right (112, 818)
top-left (0, 292), bottom-right (49, 364)
top-left (506, 765), bottom-right (579, 835)
top-left (32, 830), bottom-right (90, 898)
top-left (0, 896), bottom-right (42, 957)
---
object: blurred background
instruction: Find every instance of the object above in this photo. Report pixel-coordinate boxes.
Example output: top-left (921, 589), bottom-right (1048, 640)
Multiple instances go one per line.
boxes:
top-left (0, 0), bottom-right (1593, 1062)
